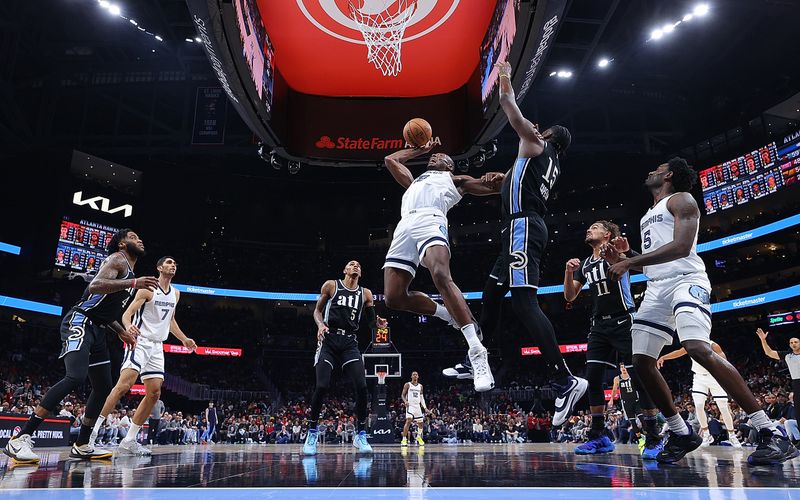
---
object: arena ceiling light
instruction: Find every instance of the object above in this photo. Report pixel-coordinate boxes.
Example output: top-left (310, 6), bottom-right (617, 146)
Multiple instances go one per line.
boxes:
top-left (647, 3), bottom-right (711, 42)
top-left (94, 0), bottom-right (173, 45)
top-left (597, 58), bottom-right (612, 69)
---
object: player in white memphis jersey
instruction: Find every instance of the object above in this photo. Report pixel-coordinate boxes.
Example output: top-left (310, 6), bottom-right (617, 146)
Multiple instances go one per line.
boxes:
top-left (89, 256), bottom-right (197, 456)
top-left (401, 371), bottom-right (427, 447)
top-left (657, 342), bottom-right (741, 447)
top-left (382, 143), bottom-right (503, 393)
top-left (604, 157), bottom-right (797, 465)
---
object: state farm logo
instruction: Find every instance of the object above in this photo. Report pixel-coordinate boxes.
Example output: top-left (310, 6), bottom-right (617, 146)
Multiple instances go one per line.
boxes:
top-left (315, 135), bottom-right (441, 151)
top-left (297, 0), bottom-right (460, 45)
top-left (316, 136), bottom-right (336, 149)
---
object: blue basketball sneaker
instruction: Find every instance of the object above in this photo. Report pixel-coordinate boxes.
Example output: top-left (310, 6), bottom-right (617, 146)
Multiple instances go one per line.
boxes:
top-left (353, 431), bottom-right (373, 453)
top-left (575, 435), bottom-right (615, 455)
top-left (641, 434), bottom-right (665, 461)
top-left (303, 428), bottom-right (318, 456)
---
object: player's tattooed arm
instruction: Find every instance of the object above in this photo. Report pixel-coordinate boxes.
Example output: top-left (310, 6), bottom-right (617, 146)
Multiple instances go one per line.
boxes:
top-left (608, 193), bottom-right (699, 281)
top-left (87, 253), bottom-right (158, 294)
top-left (314, 280), bottom-right (336, 340)
top-left (384, 142), bottom-right (436, 189)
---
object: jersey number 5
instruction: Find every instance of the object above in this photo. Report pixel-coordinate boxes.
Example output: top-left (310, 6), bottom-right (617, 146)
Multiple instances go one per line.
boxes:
top-left (643, 230), bottom-right (652, 250)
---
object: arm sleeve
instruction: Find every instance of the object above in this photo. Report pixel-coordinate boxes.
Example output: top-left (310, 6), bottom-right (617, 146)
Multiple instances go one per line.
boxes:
top-left (363, 306), bottom-right (377, 329)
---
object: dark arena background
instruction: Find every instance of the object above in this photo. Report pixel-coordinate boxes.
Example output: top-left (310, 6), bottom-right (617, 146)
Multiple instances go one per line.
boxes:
top-left (2, 0), bottom-right (800, 499)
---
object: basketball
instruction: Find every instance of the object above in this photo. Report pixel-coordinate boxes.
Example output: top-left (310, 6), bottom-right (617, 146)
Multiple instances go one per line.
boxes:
top-left (403, 118), bottom-right (432, 148)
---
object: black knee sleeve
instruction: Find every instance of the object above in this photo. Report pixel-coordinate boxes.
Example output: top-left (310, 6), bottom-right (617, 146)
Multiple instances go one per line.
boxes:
top-left (510, 288), bottom-right (570, 381)
top-left (310, 362), bottom-right (334, 423)
top-left (39, 352), bottom-right (91, 412)
top-left (479, 277), bottom-right (508, 340)
top-left (585, 363), bottom-right (607, 407)
top-left (84, 362), bottom-right (113, 420)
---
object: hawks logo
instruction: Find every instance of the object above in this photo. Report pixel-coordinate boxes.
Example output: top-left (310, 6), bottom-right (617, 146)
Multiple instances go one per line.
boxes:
top-left (296, 0), bottom-right (460, 44)
top-left (510, 250), bottom-right (528, 270)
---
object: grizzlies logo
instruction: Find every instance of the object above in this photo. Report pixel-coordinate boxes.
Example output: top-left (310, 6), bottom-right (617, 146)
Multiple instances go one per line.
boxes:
top-left (688, 285), bottom-right (711, 305)
top-left (510, 250), bottom-right (528, 270)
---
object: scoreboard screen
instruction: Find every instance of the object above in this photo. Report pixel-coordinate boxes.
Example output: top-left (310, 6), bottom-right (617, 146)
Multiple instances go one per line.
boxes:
top-left (55, 217), bottom-right (118, 274)
top-left (768, 311), bottom-right (800, 327)
top-left (700, 143), bottom-right (784, 214)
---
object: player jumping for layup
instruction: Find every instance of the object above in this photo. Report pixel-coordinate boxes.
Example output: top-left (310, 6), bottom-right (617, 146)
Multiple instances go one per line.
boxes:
top-left (604, 157), bottom-right (797, 465)
top-left (382, 143), bottom-right (501, 392)
top-left (401, 371), bottom-right (427, 447)
top-left (304, 260), bottom-right (380, 455)
top-left (4, 229), bottom-right (157, 463)
top-left (89, 256), bottom-right (197, 456)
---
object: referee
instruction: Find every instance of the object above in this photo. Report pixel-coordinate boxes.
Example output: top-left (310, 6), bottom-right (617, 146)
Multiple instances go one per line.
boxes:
top-left (756, 328), bottom-right (800, 412)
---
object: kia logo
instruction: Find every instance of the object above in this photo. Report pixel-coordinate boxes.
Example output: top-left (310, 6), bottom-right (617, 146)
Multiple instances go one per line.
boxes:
top-left (73, 191), bottom-right (133, 218)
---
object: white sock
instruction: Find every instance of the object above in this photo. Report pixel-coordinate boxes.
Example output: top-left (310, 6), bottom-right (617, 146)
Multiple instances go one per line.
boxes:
top-left (123, 423), bottom-right (141, 443)
top-left (92, 415), bottom-right (107, 439)
top-left (461, 323), bottom-right (483, 349)
top-left (747, 410), bottom-right (780, 435)
top-left (666, 414), bottom-right (690, 435)
top-left (433, 304), bottom-right (456, 326)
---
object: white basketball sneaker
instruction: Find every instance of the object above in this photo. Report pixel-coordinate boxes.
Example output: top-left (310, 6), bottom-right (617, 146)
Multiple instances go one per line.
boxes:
top-left (468, 346), bottom-right (494, 392)
top-left (3, 434), bottom-right (40, 464)
top-left (116, 439), bottom-right (152, 456)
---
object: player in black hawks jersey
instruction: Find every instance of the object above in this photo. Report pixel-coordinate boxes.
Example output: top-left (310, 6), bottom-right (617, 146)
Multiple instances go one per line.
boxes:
top-left (564, 220), bottom-right (661, 459)
top-left (4, 229), bottom-right (158, 464)
top-left (453, 60), bottom-right (586, 427)
top-left (304, 260), bottom-right (383, 455)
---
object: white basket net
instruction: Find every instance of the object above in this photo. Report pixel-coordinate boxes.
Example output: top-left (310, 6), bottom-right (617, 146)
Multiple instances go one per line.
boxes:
top-left (349, 1), bottom-right (418, 76)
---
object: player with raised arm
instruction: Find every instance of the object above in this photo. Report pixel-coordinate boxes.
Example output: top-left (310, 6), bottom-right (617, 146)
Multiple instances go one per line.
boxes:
top-left (4, 229), bottom-right (158, 463)
top-left (304, 260), bottom-right (382, 455)
top-left (658, 342), bottom-right (741, 447)
top-left (444, 61), bottom-right (586, 426)
top-left (603, 157), bottom-right (797, 464)
top-left (89, 256), bottom-right (197, 456)
top-left (382, 142), bottom-right (502, 392)
top-left (401, 371), bottom-right (427, 447)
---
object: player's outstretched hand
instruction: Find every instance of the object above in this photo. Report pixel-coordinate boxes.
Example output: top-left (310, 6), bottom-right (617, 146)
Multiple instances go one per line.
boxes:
top-left (183, 337), bottom-right (198, 351)
top-left (377, 316), bottom-right (388, 328)
top-left (756, 328), bottom-right (768, 340)
top-left (135, 276), bottom-right (159, 291)
top-left (610, 236), bottom-right (630, 253)
top-left (565, 258), bottom-right (581, 272)
top-left (317, 323), bottom-right (329, 342)
top-left (656, 357), bottom-right (666, 369)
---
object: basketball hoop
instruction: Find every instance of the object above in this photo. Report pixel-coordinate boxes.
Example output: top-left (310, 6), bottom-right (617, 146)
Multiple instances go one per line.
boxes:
top-left (348, 0), bottom-right (418, 76)
top-left (376, 370), bottom-right (388, 385)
